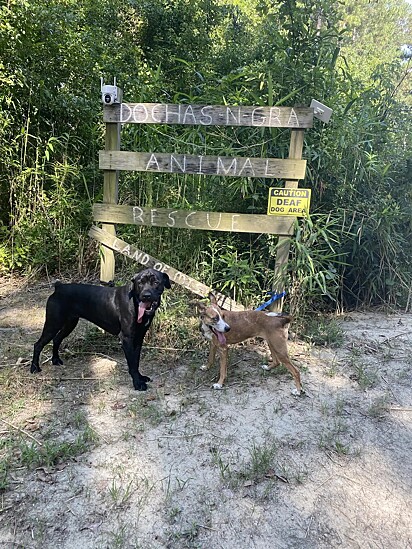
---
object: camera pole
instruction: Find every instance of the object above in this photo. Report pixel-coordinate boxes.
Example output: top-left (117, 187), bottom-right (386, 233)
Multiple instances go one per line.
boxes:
top-left (100, 78), bottom-right (122, 284)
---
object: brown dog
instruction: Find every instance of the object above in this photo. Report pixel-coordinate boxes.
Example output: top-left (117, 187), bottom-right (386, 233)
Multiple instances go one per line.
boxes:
top-left (198, 293), bottom-right (304, 395)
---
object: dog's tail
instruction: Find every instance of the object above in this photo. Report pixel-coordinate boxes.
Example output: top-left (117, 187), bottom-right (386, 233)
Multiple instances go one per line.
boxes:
top-left (266, 311), bottom-right (293, 324)
top-left (52, 280), bottom-right (64, 291)
top-left (278, 314), bottom-right (293, 327)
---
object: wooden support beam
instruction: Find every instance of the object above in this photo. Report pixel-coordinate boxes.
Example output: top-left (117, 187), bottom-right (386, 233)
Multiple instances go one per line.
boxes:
top-left (92, 204), bottom-right (295, 235)
top-left (270, 129), bottom-right (305, 312)
top-left (103, 103), bottom-right (314, 128)
top-left (99, 151), bottom-right (306, 180)
top-left (100, 122), bottom-right (120, 283)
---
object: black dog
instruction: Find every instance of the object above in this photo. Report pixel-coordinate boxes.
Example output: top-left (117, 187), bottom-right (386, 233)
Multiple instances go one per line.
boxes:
top-left (30, 269), bottom-right (171, 390)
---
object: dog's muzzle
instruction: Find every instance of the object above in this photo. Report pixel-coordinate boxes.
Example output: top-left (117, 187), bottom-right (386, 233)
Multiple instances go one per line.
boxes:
top-left (211, 326), bottom-right (230, 346)
top-left (137, 300), bottom-right (158, 323)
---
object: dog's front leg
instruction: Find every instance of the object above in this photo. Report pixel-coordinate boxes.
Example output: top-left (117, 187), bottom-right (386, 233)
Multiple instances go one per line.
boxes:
top-left (121, 335), bottom-right (151, 391)
top-left (214, 347), bottom-right (228, 389)
top-left (200, 340), bottom-right (217, 372)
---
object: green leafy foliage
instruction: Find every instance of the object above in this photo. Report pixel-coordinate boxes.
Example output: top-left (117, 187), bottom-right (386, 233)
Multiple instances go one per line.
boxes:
top-left (0, 0), bottom-right (411, 314)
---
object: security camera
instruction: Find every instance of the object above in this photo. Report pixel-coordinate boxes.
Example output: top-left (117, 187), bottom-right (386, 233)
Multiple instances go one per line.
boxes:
top-left (100, 78), bottom-right (122, 105)
top-left (102, 86), bottom-right (117, 105)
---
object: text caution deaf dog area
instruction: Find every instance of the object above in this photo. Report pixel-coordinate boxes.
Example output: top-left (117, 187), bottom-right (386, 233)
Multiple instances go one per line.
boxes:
top-left (267, 187), bottom-right (311, 217)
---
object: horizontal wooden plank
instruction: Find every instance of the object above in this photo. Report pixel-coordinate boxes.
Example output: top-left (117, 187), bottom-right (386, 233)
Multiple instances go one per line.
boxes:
top-left (99, 151), bottom-right (306, 180)
top-left (93, 204), bottom-right (295, 235)
top-left (103, 104), bottom-right (313, 128)
top-left (88, 226), bottom-right (244, 311)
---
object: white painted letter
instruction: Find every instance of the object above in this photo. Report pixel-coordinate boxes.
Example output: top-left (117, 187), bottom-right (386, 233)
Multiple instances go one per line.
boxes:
top-left (269, 107), bottom-right (281, 126)
top-left (165, 104), bottom-right (181, 123)
top-left (217, 157), bottom-right (237, 175)
top-left (112, 238), bottom-right (121, 251)
top-left (200, 106), bottom-right (213, 125)
top-left (131, 249), bottom-right (144, 262)
top-left (151, 104), bottom-right (163, 123)
top-left (185, 211), bottom-right (197, 228)
top-left (151, 209), bottom-right (159, 225)
top-left (167, 210), bottom-right (178, 227)
top-left (206, 213), bottom-right (222, 230)
top-left (146, 154), bottom-right (160, 171)
top-left (121, 104), bottom-right (132, 123)
top-left (252, 108), bottom-right (265, 126)
top-left (231, 215), bottom-right (240, 231)
top-left (226, 106), bottom-right (240, 125)
top-left (182, 105), bottom-right (196, 124)
top-left (288, 108), bottom-right (299, 127)
top-left (170, 154), bottom-right (186, 173)
top-left (132, 104), bottom-right (149, 123)
top-left (265, 159), bottom-right (275, 177)
top-left (238, 158), bottom-right (255, 177)
top-left (197, 155), bottom-right (204, 174)
top-left (133, 206), bottom-right (144, 223)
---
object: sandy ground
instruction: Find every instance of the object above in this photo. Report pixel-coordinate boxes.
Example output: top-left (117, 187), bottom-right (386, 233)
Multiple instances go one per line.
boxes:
top-left (0, 276), bottom-right (411, 548)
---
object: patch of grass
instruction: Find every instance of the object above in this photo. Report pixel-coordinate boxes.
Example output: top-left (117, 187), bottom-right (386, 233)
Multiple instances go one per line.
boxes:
top-left (210, 446), bottom-right (232, 481)
top-left (106, 521), bottom-right (128, 549)
top-left (324, 356), bottom-right (339, 377)
top-left (108, 478), bottom-right (135, 509)
top-left (228, 438), bottom-right (280, 489)
top-left (320, 397), bottom-right (346, 417)
top-left (302, 317), bottom-right (344, 347)
top-left (351, 363), bottom-right (378, 390)
top-left (347, 347), bottom-right (379, 389)
top-left (19, 426), bottom-right (98, 468)
top-left (71, 410), bottom-right (89, 429)
top-left (127, 397), bottom-right (165, 427)
top-left (0, 424), bottom-right (99, 477)
top-left (366, 395), bottom-right (390, 419)
top-left (319, 420), bottom-right (352, 456)
top-left (0, 456), bottom-right (11, 491)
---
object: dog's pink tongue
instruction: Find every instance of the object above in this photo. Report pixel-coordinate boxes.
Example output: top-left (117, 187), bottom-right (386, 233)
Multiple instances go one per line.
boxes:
top-left (216, 331), bottom-right (227, 346)
top-left (137, 302), bottom-right (149, 323)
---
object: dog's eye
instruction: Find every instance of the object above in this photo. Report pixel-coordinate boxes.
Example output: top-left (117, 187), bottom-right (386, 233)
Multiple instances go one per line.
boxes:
top-left (213, 316), bottom-right (219, 322)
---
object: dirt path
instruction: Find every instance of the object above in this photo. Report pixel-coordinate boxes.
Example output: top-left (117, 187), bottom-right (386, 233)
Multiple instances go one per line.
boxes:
top-left (0, 277), bottom-right (411, 548)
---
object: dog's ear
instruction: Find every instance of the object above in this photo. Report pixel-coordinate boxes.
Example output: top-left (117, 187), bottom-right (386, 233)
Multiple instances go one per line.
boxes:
top-left (129, 272), bottom-right (141, 298)
top-left (189, 299), bottom-right (206, 313)
top-left (208, 292), bottom-right (217, 305)
top-left (162, 272), bottom-right (171, 289)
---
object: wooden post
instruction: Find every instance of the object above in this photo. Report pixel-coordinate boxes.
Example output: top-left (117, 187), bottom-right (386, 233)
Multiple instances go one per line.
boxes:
top-left (100, 120), bottom-right (120, 283)
top-left (270, 129), bottom-right (305, 312)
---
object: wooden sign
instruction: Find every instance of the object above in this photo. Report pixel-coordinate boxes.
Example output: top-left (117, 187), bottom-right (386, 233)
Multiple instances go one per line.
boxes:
top-left (89, 226), bottom-right (245, 311)
top-left (93, 204), bottom-right (295, 235)
top-left (99, 151), bottom-right (307, 180)
top-left (267, 188), bottom-right (311, 217)
top-left (103, 103), bottom-right (314, 128)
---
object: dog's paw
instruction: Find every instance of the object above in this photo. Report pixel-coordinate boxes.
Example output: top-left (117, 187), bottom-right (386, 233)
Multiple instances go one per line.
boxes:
top-left (30, 364), bottom-right (41, 374)
top-left (134, 381), bottom-right (148, 391)
top-left (291, 387), bottom-right (306, 397)
top-left (212, 383), bottom-right (223, 390)
top-left (200, 364), bottom-right (209, 371)
top-left (52, 357), bottom-right (63, 366)
top-left (141, 375), bottom-right (152, 383)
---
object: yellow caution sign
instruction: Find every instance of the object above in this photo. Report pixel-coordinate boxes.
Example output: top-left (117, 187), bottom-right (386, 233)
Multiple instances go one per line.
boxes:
top-left (267, 187), bottom-right (311, 217)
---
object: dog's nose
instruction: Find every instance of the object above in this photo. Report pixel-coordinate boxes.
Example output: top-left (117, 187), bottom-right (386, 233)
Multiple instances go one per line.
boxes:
top-left (225, 326), bottom-right (230, 332)
top-left (141, 291), bottom-right (152, 301)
